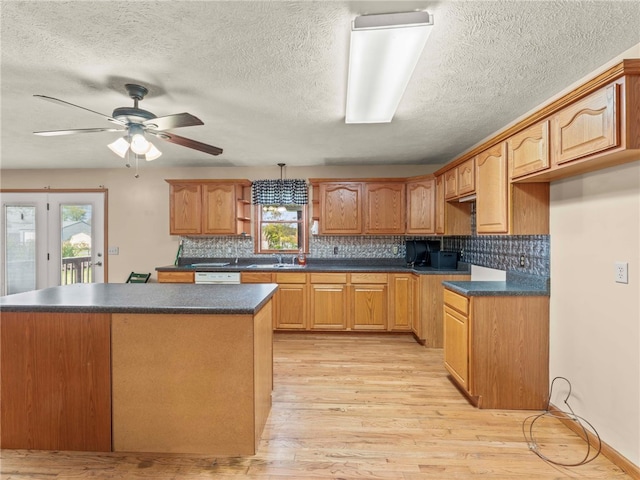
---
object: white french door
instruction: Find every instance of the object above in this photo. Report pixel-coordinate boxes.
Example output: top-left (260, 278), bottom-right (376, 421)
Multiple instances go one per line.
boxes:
top-left (1, 191), bottom-right (106, 295)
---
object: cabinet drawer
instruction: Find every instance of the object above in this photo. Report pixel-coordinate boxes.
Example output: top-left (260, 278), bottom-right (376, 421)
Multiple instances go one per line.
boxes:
top-left (274, 272), bottom-right (307, 284)
top-left (310, 273), bottom-right (348, 284)
top-left (241, 272), bottom-right (273, 283)
top-left (350, 273), bottom-right (387, 284)
top-left (157, 271), bottom-right (194, 283)
top-left (443, 288), bottom-right (469, 315)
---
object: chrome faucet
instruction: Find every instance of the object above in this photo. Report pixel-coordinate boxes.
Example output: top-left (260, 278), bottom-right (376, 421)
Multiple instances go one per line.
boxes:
top-left (273, 253), bottom-right (283, 265)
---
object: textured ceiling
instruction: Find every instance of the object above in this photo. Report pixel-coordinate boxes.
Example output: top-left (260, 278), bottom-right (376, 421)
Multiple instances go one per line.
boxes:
top-left (1, 1), bottom-right (639, 170)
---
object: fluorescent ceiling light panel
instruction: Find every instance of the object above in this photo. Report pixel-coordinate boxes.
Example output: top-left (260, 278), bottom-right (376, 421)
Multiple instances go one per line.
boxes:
top-left (346, 11), bottom-right (434, 124)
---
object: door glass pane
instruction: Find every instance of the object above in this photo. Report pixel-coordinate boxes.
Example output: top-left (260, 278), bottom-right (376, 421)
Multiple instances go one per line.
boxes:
top-left (60, 204), bottom-right (93, 285)
top-left (5, 205), bottom-right (36, 294)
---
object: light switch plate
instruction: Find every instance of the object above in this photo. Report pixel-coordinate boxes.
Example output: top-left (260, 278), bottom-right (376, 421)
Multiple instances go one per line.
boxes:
top-left (108, 246), bottom-right (119, 255)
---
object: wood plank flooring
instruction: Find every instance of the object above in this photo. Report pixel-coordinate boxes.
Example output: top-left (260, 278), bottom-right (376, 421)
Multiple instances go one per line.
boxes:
top-left (1, 333), bottom-right (631, 479)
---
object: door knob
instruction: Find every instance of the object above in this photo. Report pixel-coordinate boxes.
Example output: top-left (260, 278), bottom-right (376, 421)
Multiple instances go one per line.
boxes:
top-left (95, 261), bottom-right (103, 266)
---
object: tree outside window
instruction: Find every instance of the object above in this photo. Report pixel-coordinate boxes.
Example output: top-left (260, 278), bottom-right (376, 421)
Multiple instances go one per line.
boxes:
top-left (256, 204), bottom-right (307, 253)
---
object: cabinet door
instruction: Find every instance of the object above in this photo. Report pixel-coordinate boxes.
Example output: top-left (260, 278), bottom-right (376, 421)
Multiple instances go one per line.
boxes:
top-left (310, 284), bottom-right (348, 329)
top-left (275, 284), bottom-right (307, 330)
top-left (508, 121), bottom-right (550, 179)
top-left (443, 169), bottom-right (457, 200)
top-left (435, 175), bottom-right (445, 235)
top-left (443, 305), bottom-right (469, 390)
top-left (388, 274), bottom-right (412, 331)
top-left (319, 183), bottom-right (362, 234)
top-left (476, 143), bottom-right (508, 234)
top-left (406, 179), bottom-right (435, 234)
top-left (456, 158), bottom-right (476, 196)
top-left (351, 284), bottom-right (387, 330)
top-left (552, 83), bottom-right (618, 165)
top-left (202, 184), bottom-right (237, 234)
top-left (364, 183), bottom-right (406, 234)
top-left (169, 183), bottom-right (202, 234)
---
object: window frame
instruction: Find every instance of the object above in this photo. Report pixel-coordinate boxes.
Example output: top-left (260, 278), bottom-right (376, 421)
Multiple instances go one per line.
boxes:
top-left (254, 203), bottom-right (308, 254)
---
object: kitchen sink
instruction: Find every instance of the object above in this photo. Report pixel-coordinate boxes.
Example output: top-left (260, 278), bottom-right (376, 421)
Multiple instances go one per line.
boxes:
top-left (246, 264), bottom-right (305, 269)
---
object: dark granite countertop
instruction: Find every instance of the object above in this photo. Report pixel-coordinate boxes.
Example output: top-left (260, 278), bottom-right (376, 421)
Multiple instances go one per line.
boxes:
top-left (156, 258), bottom-right (471, 276)
top-left (442, 271), bottom-right (550, 297)
top-left (0, 283), bottom-right (278, 314)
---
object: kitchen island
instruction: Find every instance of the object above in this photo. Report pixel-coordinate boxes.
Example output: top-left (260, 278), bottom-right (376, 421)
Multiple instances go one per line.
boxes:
top-left (0, 283), bottom-right (277, 455)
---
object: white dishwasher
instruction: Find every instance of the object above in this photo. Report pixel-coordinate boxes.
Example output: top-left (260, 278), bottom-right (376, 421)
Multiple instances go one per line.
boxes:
top-left (194, 272), bottom-right (241, 284)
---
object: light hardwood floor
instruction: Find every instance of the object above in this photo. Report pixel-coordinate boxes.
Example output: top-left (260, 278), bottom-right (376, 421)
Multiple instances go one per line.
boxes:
top-left (1, 333), bottom-right (631, 479)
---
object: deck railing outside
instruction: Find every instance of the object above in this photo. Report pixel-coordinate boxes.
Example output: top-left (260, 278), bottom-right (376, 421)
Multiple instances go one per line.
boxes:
top-left (61, 256), bottom-right (92, 285)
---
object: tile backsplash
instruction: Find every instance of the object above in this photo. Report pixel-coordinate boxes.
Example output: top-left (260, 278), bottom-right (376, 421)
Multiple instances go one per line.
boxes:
top-left (181, 232), bottom-right (549, 276)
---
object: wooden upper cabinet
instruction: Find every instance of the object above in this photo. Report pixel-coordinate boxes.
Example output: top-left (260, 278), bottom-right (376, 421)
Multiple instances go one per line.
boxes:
top-left (319, 182), bottom-right (362, 234)
top-left (364, 183), bottom-right (406, 234)
top-left (476, 143), bottom-right (508, 234)
top-left (456, 158), bottom-right (475, 196)
top-left (444, 158), bottom-right (475, 200)
top-left (202, 183), bottom-right (237, 234)
top-left (552, 83), bottom-right (619, 166)
top-left (166, 179), bottom-right (251, 235)
top-left (406, 178), bottom-right (435, 234)
top-left (316, 180), bottom-right (406, 235)
top-left (435, 175), bottom-right (445, 235)
top-left (508, 120), bottom-right (550, 180)
top-left (168, 183), bottom-right (202, 235)
top-left (443, 169), bottom-right (457, 200)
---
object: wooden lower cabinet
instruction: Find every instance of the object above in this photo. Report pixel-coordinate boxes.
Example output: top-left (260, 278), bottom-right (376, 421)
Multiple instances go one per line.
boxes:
top-left (443, 305), bottom-right (469, 389)
top-left (413, 274), bottom-right (470, 347)
top-left (166, 269), bottom-right (472, 337)
top-left (310, 283), bottom-right (348, 330)
top-left (388, 274), bottom-right (414, 331)
top-left (273, 272), bottom-right (307, 330)
top-left (443, 288), bottom-right (549, 410)
top-left (350, 272), bottom-right (387, 330)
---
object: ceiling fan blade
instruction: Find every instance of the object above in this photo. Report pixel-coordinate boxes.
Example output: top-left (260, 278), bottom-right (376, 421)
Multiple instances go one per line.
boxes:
top-left (34, 94), bottom-right (127, 126)
top-left (34, 127), bottom-right (125, 136)
top-left (149, 131), bottom-right (223, 156)
top-left (144, 113), bottom-right (203, 131)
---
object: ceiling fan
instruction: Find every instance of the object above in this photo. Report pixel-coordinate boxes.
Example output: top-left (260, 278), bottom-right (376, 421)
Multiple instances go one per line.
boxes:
top-left (33, 83), bottom-right (223, 161)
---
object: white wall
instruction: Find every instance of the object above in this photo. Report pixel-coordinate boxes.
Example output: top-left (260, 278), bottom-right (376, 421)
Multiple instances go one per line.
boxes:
top-left (550, 161), bottom-right (640, 465)
top-left (0, 164), bottom-right (434, 283)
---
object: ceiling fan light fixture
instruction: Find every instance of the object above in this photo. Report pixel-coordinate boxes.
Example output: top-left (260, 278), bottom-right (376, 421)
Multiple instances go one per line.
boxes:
top-left (130, 132), bottom-right (151, 155)
top-left (107, 137), bottom-right (130, 158)
top-left (145, 143), bottom-right (162, 161)
top-left (345, 11), bottom-right (434, 124)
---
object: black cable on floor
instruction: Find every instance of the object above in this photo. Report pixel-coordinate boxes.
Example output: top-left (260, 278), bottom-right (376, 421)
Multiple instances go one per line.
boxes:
top-left (522, 376), bottom-right (602, 467)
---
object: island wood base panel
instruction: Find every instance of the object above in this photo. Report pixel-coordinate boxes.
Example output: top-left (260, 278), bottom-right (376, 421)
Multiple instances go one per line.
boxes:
top-left (112, 300), bottom-right (273, 455)
top-left (0, 312), bottom-right (112, 451)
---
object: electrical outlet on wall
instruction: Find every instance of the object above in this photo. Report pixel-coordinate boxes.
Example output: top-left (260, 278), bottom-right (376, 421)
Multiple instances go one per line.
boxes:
top-left (615, 262), bottom-right (628, 284)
